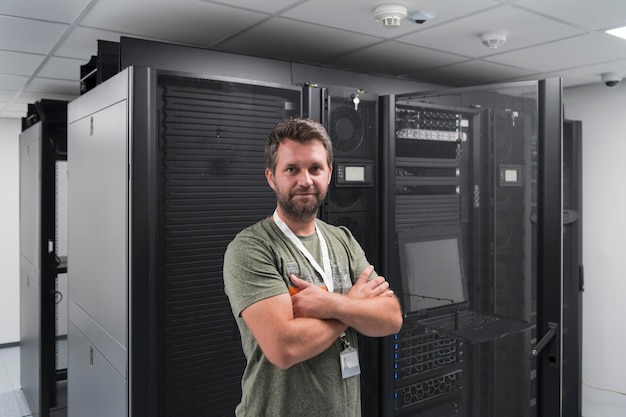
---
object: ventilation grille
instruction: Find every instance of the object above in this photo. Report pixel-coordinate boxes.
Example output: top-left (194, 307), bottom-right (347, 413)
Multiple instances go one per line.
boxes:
top-left (395, 370), bottom-right (463, 410)
top-left (157, 74), bottom-right (300, 416)
top-left (395, 195), bottom-right (460, 230)
top-left (329, 97), bottom-right (376, 158)
top-left (330, 105), bottom-right (364, 153)
top-left (394, 327), bottom-right (461, 380)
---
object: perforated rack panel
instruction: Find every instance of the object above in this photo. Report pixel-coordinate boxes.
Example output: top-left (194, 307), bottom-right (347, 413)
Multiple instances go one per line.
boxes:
top-left (156, 74), bottom-right (300, 416)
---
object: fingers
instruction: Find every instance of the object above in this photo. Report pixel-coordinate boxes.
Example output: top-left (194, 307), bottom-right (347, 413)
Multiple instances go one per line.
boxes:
top-left (356, 265), bottom-right (375, 285)
top-left (290, 274), bottom-right (314, 289)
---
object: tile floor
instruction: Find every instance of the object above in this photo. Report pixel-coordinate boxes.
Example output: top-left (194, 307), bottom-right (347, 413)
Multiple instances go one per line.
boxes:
top-left (0, 345), bottom-right (32, 417)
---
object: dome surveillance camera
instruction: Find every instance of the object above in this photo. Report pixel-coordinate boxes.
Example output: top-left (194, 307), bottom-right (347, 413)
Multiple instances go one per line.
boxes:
top-left (601, 72), bottom-right (623, 88)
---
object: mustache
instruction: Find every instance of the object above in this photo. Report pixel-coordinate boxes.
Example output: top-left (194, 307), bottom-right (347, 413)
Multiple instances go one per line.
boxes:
top-left (290, 187), bottom-right (318, 196)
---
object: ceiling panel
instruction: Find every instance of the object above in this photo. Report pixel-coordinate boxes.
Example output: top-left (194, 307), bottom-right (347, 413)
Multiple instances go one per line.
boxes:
top-left (398, 5), bottom-right (584, 57)
top-left (516, 0), bottom-right (626, 31)
top-left (325, 41), bottom-right (468, 77)
top-left (38, 56), bottom-right (85, 80)
top-left (283, 0), bottom-right (501, 37)
top-left (413, 59), bottom-right (538, 87)
top-left (218, 17), bottom-right (381, 63)
top-left (557, 59), bottom-right (626, 83)
top-left (55, 27), bottom-right (125, 59)
top-left (0, 15), bottom-right (68, 55)
top-left (199, 0), bottom-right (304, 14)
top-left (486, 32), bottom-right (626, 72)
top-left (81, 0), bottom-right (269, 48)
top-left (0, 0), bottom-right (92, 24)
top-left (0, 51), bottom-right (44, 77)
top-left (0, 74), bottom-right (28, 91)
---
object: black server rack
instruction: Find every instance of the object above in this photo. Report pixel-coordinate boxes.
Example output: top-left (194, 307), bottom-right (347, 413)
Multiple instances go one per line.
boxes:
top-left (379, 80), bottom-right (565, 417)
top-left (304, 85), bottom-right (383, 416)
top-left (67, 67), bottom-right (301, 416)
top-left (380, 99), bottom-right (475, 417)
top-left (155, 73), bottom-right (300, 416)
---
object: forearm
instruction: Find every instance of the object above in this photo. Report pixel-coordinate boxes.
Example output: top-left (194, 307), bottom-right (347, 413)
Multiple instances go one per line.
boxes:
top-left (276, 317), bottom-right (347, 368)
top-left (329, 293), bottom-right (403, 337)
top-left (241, 293), bottom-right (349, 369)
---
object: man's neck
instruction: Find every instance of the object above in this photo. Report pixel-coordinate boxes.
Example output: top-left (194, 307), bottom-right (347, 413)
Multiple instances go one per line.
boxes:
top-left (274, 207), bottom-right (317, 236)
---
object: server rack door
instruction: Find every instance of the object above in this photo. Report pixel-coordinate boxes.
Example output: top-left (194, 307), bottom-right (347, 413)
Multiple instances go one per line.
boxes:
top-left (67, 71), bottom-right (130, 417)
top-left (305, 85), bottom-right (382, 417)
top-left (380, 79), bottom-right (564, 417)
top-left (19, 122), bottom-right (44, 417)
top-left (152, 72), bottom-right (301, 416)
top-left (19, 115), bottom-right (68, 417)
top-left (561, 119), bottom-right (583, 417)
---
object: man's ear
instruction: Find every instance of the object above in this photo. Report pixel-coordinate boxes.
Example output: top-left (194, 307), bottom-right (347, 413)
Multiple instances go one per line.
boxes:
top-left (265, 168), bottom-right (276, 190)
top-left (328, 163), bottom-right (333, 184)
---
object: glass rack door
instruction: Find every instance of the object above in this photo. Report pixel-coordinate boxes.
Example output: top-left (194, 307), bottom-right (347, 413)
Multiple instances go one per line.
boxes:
top-left (380, 79), bottom-right (563, 417)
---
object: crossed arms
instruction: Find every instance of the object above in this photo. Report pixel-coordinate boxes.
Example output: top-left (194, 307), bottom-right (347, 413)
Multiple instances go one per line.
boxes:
top-left (240, 265), bottom-right (403, 369)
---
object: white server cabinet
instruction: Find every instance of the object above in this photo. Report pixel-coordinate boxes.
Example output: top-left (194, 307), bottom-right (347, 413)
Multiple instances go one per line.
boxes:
top-left (67, 70), bottom-right (130, 417)
top-left (20, 100), bottom-right (69, 417)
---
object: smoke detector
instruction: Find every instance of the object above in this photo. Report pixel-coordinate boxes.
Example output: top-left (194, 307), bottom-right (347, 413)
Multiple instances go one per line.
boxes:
top-left (374, 4), bottom-right (408, 29)
top-left (480, 31), bottom-right (507, 49)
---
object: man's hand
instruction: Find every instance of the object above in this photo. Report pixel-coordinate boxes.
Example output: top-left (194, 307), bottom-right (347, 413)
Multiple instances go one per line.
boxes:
top-left (289, 275), bottom-right (333, 319)
top-left (347, 265), bottom-right (394, 299)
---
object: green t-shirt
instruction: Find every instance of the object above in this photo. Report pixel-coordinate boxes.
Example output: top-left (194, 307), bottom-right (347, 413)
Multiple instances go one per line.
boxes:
top-left (223, 217), bottom-right (373, 417)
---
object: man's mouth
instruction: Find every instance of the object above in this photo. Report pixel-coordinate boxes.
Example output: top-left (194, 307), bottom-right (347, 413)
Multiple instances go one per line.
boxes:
top-left (293, 189), bottom-right (316, 197)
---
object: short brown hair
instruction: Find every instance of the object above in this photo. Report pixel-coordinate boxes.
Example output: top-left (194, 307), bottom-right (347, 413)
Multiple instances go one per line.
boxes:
top-left (265, 118), bottom-right (334, 173)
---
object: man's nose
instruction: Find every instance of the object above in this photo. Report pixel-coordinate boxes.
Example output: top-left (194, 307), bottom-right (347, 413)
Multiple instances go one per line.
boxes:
top-left (297, 170), bottom-right (312, 186)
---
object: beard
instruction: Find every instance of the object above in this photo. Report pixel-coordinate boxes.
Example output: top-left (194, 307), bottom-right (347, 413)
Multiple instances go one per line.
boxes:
top-left (275, 185), bottom-right (326, 220)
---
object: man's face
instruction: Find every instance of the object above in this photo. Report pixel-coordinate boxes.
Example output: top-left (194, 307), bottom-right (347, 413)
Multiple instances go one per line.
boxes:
top-left (266, 138), bottom-right (332, 220)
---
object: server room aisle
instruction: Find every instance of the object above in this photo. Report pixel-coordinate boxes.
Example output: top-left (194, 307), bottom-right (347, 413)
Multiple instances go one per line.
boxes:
top-left (0, 346), bottom-right (32, 417)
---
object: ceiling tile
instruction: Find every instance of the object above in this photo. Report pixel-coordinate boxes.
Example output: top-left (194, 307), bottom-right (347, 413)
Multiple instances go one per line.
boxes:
top-left (555, 59), bottom-right (626, 84)
top-left (486, 32), bottom-right (626, 73)
top-left (399, 5), bottom-right (584, 57)
top-left (0, 0), bottom-right (92, 23)
top-left (0, 51), bottom-right (44, 76)
top-left (0, 15), bottom-right (68, 54)
top-left (217, 17), bottom-right (381, 63)
top-left (54, 27), bottom-right (122, 59)
top-left (0, 74), bottom-right (28, 91)
top-left (411, 59), bottom-right (537, 87)
top-left (38, 56), bottom-right (85, 80)
top-left (80, 0), bottom-right (269, 48)
top-left (282, 0), bottom-right (499, 37)
top-left (0, 90), bottom-right (17, 101)
top-left (326, 41), bottom-right (467, 77)
top-left (199, 0), bottom-right (303, 14)
top-left (516, 0), bottom-right (626, 31)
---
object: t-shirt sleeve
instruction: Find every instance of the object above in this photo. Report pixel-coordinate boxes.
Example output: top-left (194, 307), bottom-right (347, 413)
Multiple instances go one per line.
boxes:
top-left (223, 232), bottom-right (288, 317)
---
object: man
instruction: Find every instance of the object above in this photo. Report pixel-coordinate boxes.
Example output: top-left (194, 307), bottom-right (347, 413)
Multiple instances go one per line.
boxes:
top-left (223, 117), bottom-right (403, 417)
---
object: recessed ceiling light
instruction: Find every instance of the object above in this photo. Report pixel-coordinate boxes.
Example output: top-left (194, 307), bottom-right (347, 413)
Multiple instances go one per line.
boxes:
top-left (606, 26), bottom-right (626, 40)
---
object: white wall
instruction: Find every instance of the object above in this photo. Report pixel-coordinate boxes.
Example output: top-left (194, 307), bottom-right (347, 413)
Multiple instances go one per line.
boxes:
top-left (564, 84), bottom-right (626, 417)
top-left (0, 118), bottom-right (21, 344)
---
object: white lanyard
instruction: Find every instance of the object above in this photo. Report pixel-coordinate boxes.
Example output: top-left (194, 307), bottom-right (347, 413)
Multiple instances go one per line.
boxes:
top-left (273, 210), bottom-right (334, 293)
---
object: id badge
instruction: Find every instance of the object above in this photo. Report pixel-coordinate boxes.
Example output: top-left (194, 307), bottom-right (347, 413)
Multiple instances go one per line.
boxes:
top-left (340, 347), bottom-right (361, 379)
